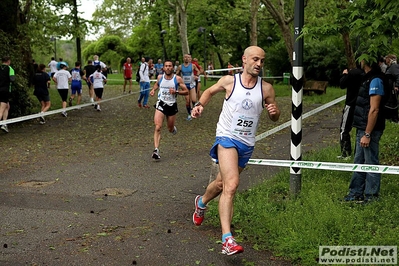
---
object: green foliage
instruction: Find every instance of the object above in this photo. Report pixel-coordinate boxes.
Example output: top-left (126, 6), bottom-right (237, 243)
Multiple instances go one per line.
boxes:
top-left (265, 41), bottom-right (291, 77)
top-left (379, 122), bottom-right (399, 165)
top-left (303, 37), bottom-right (347, 86)
top-left (205, 119), bottom-right (399, 265)
top-left (0, 31), bottom-right (33, 117)
top-left (81, 35), bottom-right (131, 71)
top-left (92, 0), bottom-right (146, 37)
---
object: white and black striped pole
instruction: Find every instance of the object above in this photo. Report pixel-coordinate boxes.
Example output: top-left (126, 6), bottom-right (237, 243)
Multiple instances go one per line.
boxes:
top-left (290, 0), bottom-right (304, 195)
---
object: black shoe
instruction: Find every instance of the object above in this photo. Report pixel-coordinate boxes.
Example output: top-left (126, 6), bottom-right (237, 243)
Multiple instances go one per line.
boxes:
top-left (152, 148), bottom-right (161, 160)
top-left (362, 194), bottom-right (379, 204)
top-left (343, 194), bottom-right (364, 203)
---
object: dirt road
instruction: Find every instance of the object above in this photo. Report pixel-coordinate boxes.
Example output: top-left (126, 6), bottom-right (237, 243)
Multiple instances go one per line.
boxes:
top-left (0, 91), bottom-right (341, 265)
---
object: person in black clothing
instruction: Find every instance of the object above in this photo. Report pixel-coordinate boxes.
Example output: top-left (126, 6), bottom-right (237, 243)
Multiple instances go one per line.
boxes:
top-left (344, 58), bottom-right (388, 203)
top-left (83, 60), bottom-right (96, 104)
top-left (383, 54), bottom-right (399, 123)
top-left (338, 67), bottom-right (364, 159)
top-left (33, 64), bottom-right (51, 124)
top-left (0, 56), bottom-right (15, 133)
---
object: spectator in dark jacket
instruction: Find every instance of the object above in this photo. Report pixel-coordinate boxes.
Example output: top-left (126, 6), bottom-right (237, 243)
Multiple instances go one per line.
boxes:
top-left (338, 67), bottom-right (364, 159)
top-left (344, 57), bottom-right (387, 204)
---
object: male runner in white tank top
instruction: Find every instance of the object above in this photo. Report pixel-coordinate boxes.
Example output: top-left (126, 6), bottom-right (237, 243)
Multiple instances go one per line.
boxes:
top-left (191, 46), bottom-right (280, 256)
top-left (149, 60), bottom-right (189, 160)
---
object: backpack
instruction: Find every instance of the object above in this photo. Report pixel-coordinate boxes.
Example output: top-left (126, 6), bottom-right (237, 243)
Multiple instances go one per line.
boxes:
top-left (136, 64), bottom-right (146, 82)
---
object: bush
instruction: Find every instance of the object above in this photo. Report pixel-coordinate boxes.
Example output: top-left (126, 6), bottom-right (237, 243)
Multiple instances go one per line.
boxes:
top-left (0, 31), bottom-right (33, 117)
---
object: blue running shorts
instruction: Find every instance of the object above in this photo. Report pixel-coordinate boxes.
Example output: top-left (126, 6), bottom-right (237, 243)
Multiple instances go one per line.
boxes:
top-left (209, 136), bottom-right (254, 168)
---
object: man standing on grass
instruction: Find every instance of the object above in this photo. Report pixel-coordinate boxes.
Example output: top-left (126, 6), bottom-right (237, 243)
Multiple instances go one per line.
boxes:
top-left (191, 46), bottom-right (280, 255)
top-left (154, 58), bottom-right (164, 77)
top-left (138, 57), bottom-right (151, 108)
top-left (123, 57), bottom-right (133, 94)
top-left (344, 56), bottom-right (388, 204)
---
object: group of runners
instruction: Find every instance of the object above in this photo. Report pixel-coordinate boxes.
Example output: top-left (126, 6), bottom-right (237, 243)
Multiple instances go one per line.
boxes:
top-left (146, 46), bottom-right (280, 256)
top-left (3, 47), bottom-right (282, 257)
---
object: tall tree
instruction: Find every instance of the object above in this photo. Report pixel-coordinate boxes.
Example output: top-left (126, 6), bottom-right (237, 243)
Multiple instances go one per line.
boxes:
top-left (0, 0), bottom-right (34, 116)
top-left (169, 0), bottom-right (190, 55)
top-left (250, 0), bottom-right (261, 46)
top-left (92, 0), bottom-right (145, 37)
top-left (72, 0), bottom-right (82, 63)
top-left (260, 0), bottom-right (296, 65)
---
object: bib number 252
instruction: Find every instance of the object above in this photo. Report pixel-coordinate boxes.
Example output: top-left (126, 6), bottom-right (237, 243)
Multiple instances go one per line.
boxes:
top-left (237, 119), bottom-right (253, 127)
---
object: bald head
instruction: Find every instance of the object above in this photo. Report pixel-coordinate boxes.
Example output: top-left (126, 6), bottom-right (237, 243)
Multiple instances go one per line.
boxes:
top-left (242, 46), bottom-right (265, 77)
top-left (243, 46), bottom-right (265, 58)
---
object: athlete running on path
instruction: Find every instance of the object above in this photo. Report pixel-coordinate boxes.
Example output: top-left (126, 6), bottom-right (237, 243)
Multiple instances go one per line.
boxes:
top-left (149, 60), bottom-right (188, 160)
top-left (176, 54), bottom-right (201, 121)
top-left (191, 46), bottom-right (280, 256)
top-left (69, 61), bottom-right (86, 106)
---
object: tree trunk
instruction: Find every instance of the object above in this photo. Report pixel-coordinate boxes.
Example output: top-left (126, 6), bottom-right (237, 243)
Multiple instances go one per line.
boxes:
top-left (261, 0), bottom-right (294, 66)
top-left (342, 31), bottom-right (356, 69)
top-left (172, 0), bottom-right (190, 55)
top-left (250, 0), bottom-right (260, 46)
top-left (0, 0), bottom-right (18, 35)
top-left (210, 30), bottom-right (224, 69)
top-left (72, 0), bottom-right (82, 63)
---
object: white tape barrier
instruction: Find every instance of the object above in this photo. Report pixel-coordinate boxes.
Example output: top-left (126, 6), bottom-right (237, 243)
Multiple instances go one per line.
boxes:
top-left (0, 87), bottom-right (154, 126)
top-left (255, 95), bottom-right (346, 142)
top-left (206, 67), bottom-right (242, 74)
top-left (201, 75), bottom-right (284, 79)
top-left (248, 159), bottom-right (399, 175)
top-left (205, 67), bottom-right (283, 78)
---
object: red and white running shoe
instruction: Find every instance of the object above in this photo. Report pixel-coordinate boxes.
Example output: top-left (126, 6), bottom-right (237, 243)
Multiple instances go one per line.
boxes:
top-left (192, 195), bottom-right (206, 226)
top-left (222, 237), bottom-right (244, 256)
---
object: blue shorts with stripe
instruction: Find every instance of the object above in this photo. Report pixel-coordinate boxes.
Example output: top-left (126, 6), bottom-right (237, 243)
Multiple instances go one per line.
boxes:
top-left (209, 136), bottom-right (254, 168)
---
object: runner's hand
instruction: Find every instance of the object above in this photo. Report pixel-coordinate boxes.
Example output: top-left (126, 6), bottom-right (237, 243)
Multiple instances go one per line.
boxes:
top-left (191, 106), bottom-right (203, 118)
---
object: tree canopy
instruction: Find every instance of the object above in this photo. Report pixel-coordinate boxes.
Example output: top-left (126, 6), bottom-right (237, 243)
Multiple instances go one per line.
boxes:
top-left (2, 0), bottom-right (399, 115)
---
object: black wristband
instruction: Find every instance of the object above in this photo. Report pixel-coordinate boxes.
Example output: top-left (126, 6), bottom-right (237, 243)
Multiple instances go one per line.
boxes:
top-left (194, 101), bottom-right (202, 107)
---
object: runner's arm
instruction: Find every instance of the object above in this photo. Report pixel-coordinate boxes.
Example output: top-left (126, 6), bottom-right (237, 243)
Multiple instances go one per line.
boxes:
top-left (263, 81), bottom-right (280, 122)
top-left (150, 75), bottom-right (161, 96)
top-left (176, 76), bottom-right (188, 96)
top-left (191, 75), bottom-right (233, 118)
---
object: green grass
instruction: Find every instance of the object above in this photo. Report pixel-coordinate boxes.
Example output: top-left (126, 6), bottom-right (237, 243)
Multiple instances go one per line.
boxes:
top-left (205, 123), bottom-right (399, 265)
top-left (104, 73), bottom-right (127, 85)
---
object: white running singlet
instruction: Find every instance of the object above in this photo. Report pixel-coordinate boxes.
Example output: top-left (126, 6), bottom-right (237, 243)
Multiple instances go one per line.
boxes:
top-left (216, 73), bottom-right (264, 146)
top-left (157, 74), bottom-right (178, 105)
top-left (90, 71), bottom-right (106, 89)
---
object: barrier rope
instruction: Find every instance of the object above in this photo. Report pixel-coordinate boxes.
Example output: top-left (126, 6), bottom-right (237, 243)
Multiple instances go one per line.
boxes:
top-left (248, 159), bottom-right (399, 174)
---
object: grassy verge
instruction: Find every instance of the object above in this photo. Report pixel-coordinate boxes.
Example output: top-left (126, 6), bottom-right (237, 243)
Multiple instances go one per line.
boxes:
top-left (205, 122), bottom-right (399, 265)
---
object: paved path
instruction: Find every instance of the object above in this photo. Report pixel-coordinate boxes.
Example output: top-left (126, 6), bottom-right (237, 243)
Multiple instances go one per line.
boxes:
top-left (0, 92), bottom-right (341, 265)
